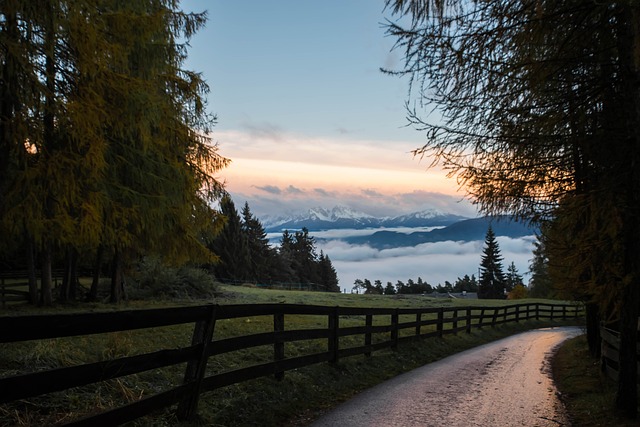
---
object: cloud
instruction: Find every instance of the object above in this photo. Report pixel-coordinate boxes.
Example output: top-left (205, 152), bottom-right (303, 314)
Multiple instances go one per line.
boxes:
top-left (285, 185), bottom-right (303, 194)
top-left (214, 127), bottom-right (477, 219)
top-left (314, 188), bottom-right (336, 197)
top-left (316, 236), bottom-right (535, 292)
top-left (254, 185), bottom-right (282, 195)
top-left (239, 120), bottom-right (285, 142)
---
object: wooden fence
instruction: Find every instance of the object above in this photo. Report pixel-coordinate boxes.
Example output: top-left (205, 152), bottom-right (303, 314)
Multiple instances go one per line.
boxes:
top-left (599, 322), bottom-right (640, 383)
top-left (0, 270), bottom-right (65, 306)
top-left (0, 301), bottom-right (582, 425)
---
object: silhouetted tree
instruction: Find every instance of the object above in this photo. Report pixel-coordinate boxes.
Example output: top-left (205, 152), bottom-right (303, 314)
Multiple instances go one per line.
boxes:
top-left (504, 262), bottom-right (523, 293)
top-left (478, 226), bottom-right (505, 299)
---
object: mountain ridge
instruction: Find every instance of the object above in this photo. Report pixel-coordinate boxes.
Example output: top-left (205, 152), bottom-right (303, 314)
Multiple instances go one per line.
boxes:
top-left (262, 206), bottom-right (468, 232)
top-left (342, 216), bottom-right (538, 249)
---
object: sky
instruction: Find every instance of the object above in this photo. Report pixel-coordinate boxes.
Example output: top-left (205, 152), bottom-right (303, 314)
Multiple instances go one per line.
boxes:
top-left (182, 0), bottom-right (477, 219)
top-left (180, 1), bottom-right (535, 290)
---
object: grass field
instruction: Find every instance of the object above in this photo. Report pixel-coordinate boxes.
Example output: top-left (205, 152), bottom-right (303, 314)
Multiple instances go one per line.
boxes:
top-left (0, 284), bottom-right (585, 426)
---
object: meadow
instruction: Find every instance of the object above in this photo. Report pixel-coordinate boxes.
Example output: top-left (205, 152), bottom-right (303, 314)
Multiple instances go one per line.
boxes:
top-left (0, 285), bottom-right (583, 426)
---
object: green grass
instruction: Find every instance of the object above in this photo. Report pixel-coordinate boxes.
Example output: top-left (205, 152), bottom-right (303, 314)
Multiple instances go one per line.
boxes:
top-left (553, 335), bottom-right (640, 427)
top-left (0, 284), bottom-right (582, 426)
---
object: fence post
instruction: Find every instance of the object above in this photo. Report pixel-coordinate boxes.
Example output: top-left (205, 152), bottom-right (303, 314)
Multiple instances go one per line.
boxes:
top-left (479, 308), bottom-right (485, 328)
top-left (536, 303), bottom-right (540, 321)
top-left (365, 314), bottom-right (373, 357)
top-left (491, 308), bottom-right (498, 327)
top-left (177, 304), bottom-right (217, 421)
top-left (437, 307), bottom-right (444, 338)
top-left (466, 308), bottom-right (472, 334)
top-left (562, 304), bottom-right (567, 320)
top-left (274, 312), bottom-right (285, 381)
top-left (415, 312), bottom-right (422, 337)
top-left (391, 309), bottom-right (399, 350)
top-left (328, 307), bottom-right (339, 364)
top-left (515, 305), bottom-right (520, 323)
top-left (452, 309), bottom-right (458, 335)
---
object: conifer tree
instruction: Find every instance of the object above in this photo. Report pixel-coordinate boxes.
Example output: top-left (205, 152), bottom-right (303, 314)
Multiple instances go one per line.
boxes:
top-left (478, 226), bottom-right (505, 299)
top-left (241, 202), bottom-right (274, 282)
top-left (208, 195), bottom-right (249, 283)
top-left (317, 251), bottom-right (339, 292)
top-left (504, 262), bottom-right (523, 293)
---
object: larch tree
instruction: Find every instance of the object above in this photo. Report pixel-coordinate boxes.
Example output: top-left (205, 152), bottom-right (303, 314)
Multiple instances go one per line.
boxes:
top-left (385, 0), bottom-right (640, 416)
top-left (0, 0), bottom-right (228, 304)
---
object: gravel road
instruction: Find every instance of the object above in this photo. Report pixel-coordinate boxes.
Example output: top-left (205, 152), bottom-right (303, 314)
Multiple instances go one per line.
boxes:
top-left (310, 326), bottom-right (583, 427)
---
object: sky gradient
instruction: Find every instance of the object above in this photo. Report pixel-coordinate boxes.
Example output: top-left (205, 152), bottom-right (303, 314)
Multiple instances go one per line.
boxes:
top-left (183, 0), bottom-right (477, 218)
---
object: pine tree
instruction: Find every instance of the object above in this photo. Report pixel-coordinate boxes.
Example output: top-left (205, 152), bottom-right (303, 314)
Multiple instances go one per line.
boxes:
top-left (478, 226), bottom-right (505, 299)
top-left (241, 202), bottom-right (275, 282)
top-left (317, 251), bottom-right (339, 292)
top-left (504, 262), bottom-right (523, 293)
top-left (208, 196), bottom-right (249, 282)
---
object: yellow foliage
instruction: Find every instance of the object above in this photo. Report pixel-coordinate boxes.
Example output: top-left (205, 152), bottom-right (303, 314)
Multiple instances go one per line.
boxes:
top-left (507, 284), bottom-right (529, 300)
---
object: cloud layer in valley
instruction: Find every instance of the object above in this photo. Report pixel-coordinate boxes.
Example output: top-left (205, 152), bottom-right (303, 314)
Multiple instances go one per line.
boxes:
top-left (315, 235), bottom-right (537, 293)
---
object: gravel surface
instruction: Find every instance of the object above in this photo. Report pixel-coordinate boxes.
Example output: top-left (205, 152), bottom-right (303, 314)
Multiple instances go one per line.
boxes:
top-left (310, 326), bottom-right (583, 427)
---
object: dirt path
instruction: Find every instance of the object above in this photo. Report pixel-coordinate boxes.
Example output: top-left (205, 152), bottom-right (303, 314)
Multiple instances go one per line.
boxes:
top-left (309, 326), bottom-right (583, 427)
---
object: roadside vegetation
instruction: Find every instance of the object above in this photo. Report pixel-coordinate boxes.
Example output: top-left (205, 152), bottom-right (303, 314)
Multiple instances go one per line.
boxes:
top-left (1, 284), bottom-right (582, 426)
top-left (553, 335), bottom-right (640, 427)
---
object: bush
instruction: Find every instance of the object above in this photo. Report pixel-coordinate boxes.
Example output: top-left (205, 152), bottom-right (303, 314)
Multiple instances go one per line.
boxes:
top-left (129, 257), bottom-right (219, 300)
top-left (507, 284), bottom-right (529, 300)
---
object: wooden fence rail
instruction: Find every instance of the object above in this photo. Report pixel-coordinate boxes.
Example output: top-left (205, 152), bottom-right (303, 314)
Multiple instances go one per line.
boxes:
top-left (599, 323), bottom-right (640, 383)
top-left (0, 301), bottom-right (583, 425)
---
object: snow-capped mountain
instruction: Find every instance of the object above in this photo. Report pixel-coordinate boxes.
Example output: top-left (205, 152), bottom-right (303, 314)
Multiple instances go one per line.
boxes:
top-left (261, 206), bottom-right (467, 232)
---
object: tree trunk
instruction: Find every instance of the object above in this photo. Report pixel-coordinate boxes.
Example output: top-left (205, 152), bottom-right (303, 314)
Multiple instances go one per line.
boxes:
top-left (40, 241), bottom-right (53, 306)
top-left (26, 235), bottom-right (38, 304)
top-left (110, 247), bottom-right (123, 303)
top-left (59, 249), bottom-right (70, 302)
top-left (89, 245), bottom-right (104, 301)
top-left (585, 302), bottom-right (601, 358)
top-left (614, 3), bottom-right (640, 418)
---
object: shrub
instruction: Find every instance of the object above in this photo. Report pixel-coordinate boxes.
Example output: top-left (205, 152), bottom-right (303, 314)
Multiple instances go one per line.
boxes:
top-left (129, 257), bottom-right (218, 300)
top-left (507, 284), bottom-right (529, 300)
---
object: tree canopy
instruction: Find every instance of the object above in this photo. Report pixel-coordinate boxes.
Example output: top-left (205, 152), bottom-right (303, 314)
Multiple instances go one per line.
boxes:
top-left (386, 0), bottom-right (640, 416)
top-left (0, 0), bottom-right (228, 304)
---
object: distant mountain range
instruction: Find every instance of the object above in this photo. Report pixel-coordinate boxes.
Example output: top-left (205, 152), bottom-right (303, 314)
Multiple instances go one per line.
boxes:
top-left (343, 216), bottom-right (538, 249)
top-left (262, 206), bottom-right (467, 232)
top-left (261, 207), bottom-right (537, 249)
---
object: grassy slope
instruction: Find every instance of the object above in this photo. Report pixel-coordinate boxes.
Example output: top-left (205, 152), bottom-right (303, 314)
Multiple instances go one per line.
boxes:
top-left (0, 285), bottom-right (582, 426)
top-left (553, 335), bottom-right (640, 427)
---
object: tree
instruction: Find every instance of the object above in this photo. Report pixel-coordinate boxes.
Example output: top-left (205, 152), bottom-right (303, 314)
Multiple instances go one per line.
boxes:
top-left (528, 234), bottom-right (554, 299)
top-left (384, 281), bottom-right (396, 295)
top-left (317, 251), bottom-right (339, 292)
top-left (478, 227), bottom-right (505, 299)
top-left (385, 0), bottom-right (640, 415)
top-left (0, 1), bottom-right (228, 305)
top-left (208, 196), bottom-right (249, 282)
top-left (504, 262), bottom-right (523, 293)
top-left (454, 274), bottom-right (477, 293)
top-left (241, 202), bottom-right (275, 282)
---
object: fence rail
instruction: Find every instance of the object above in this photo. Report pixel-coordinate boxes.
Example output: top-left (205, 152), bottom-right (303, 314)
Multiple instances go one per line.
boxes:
top-left (599, 323), bottom-right (640, 383)
top-left (0, 301), bottom-right (583, 425)
top-left (0, 270), bottom-right (65, 306)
